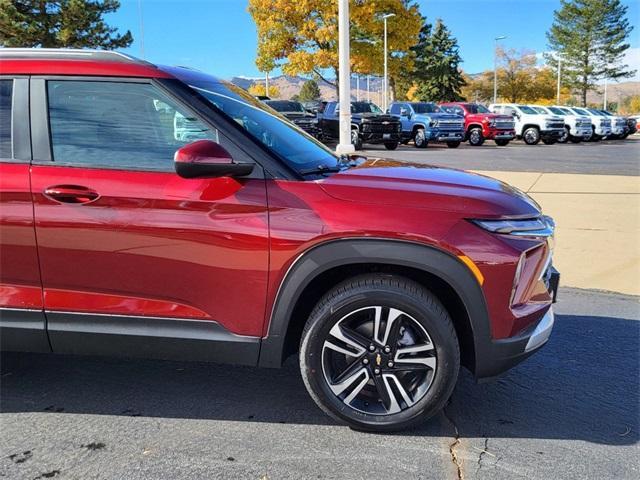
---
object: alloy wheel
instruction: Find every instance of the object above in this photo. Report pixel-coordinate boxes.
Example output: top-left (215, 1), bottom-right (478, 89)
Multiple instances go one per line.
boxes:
top-left (321, 306), bottom-right (437, 415)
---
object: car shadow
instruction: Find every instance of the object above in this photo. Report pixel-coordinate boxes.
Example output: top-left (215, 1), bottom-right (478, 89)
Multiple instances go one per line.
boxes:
top-left (1, 313), bottom-right (638, 445)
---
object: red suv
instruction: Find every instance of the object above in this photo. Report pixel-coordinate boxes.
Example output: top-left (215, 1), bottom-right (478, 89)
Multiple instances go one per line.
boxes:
top-left (0, 50), bottom-right (558, 431)
top-left (440, 102), bottom-right (516, 146)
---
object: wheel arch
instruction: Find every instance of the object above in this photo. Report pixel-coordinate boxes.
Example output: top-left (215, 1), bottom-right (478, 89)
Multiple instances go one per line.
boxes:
top-left (258, 239), bottom-right (490, 375)
top-left (411, 123), bottom-right (428, 133)
top-left (467, 122), bottom-right (483, 132)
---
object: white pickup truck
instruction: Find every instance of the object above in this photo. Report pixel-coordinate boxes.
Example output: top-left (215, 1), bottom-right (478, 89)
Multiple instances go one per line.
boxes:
top-left (489, 103), bottom-right (565, 145)
top-left (533, 105), bottom-right (592, 143)
top-left (567, 107), bottom-right (612, 141)
top-left (599, 110), bottom-right (629, 139)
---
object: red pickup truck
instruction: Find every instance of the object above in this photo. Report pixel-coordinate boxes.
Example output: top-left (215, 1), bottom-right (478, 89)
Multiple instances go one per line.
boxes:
top-left (440, 102), bottom-right (516, 146)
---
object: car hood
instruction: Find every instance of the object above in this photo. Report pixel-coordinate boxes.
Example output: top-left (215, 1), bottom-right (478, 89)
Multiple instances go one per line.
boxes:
top-left (319, 158), bottom-right (541, 217)
top-left (414, 112), bottom-right (461, 121)
top-left (282, 112), bottom-right (316, 120)
top-left (353, 113), bottom-right (399, 122)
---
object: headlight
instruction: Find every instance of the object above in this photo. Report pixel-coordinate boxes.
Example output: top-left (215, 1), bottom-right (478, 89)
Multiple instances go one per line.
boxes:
top-left (429, 119), bottom-right (438, 127)
top-left (472, 216), bottom-right (555, 236)
top-left (361, 123), bottom-right (371, 131)
top-left (397, 123), bottom-right (402, 132)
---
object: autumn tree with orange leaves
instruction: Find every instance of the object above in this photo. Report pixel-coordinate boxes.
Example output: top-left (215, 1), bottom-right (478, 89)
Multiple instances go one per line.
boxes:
top-left (248, 0), bottom-right (422, 98)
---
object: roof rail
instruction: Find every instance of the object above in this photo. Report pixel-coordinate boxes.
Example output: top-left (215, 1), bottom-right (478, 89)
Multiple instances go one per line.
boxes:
top-left (0, 48), bottom-right (152, 65)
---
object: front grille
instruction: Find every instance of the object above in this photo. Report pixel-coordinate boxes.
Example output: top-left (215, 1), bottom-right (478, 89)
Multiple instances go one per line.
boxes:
top-left (602, 120), bottom-right (611, 127)
top-left (494, 120), bottom-right (515, 129)
top-left (366, 122), bottom-right (400, 133)
top-left (577, 120), bottom-right (591, 127)
top-left (437, 119), bottom-right (464, 129)
top-left (546, 122), bottom-right (564, 129)
top-left (615, 119), bottom-right (626, 127)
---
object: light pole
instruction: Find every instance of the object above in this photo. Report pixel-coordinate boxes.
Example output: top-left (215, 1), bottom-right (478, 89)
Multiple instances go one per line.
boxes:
top-left (603, 77), bottom-right (608, 110)
top-left (493, 35), bottom-right (506, 104)
top-left (137, 0), bottom-right (145, 59)
top-left (336, 0), bottom-right (355, 154)
top-left (367, 75), bottom-right (370, 102)
top-left (356, 74), bottom-right (359, 102)
top-left (382, 13), bottom-right (396, 111)
top-left (556, 57), bottom-right (562, 105)
top-left (265, 71), bottom-right (269, 97)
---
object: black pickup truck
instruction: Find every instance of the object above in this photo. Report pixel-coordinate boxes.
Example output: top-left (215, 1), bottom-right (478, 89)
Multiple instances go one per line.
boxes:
top-left (264, 100), bottom-right (319, 137)
top-left (318, 101), bottom-right (402, 150)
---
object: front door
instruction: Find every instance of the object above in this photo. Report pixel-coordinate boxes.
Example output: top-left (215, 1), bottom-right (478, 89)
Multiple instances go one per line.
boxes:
top-left (30, 78), bottom-right (269, 363)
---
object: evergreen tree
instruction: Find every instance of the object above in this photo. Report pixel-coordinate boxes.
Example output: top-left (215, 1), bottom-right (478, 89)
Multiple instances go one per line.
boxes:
top-left (405, 19), bottom-right (466, 102)
top-left (0, 0), bottom-right (133, 49)
top-left (298, 79), bottom-right (321, 102)
top-left (546, 0), bottom-right (635, 106)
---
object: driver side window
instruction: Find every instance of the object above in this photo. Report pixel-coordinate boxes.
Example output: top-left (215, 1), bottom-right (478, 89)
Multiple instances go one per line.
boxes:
top-left (47, 80), bottom-right (219, 171)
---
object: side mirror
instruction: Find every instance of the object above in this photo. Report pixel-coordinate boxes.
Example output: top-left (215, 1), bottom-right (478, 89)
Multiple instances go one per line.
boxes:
top-left (400, 108), bottom-right (410, 117)
top-left (174, 140), bottom-right (254, 179)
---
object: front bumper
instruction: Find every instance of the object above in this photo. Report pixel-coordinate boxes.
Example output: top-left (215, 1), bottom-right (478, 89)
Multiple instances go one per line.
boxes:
top-left (574, 127), bottom-right (592, 138)
top-left (361, 132), bottom-right (401, 144)
top-left (429, 130), bottom-right (464, 142)
top-left (476, 267), bottom-right (560, 380)
top-left (541, 129), bottom-right (564, 139)
top-left (595, 126), bottom-right (611, 136)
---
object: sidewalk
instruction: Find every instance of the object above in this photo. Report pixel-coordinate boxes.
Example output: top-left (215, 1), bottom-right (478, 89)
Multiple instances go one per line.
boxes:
top-left (473, 170), bottom-right (640, 296)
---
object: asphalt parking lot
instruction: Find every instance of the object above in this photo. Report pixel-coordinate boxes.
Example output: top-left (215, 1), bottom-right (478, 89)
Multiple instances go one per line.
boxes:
top-left (1, 288), bottom-right (638, 480)
top-left (362, 136), bottom-right (640, 176)
top-left (1, 136), bottom-right (639, 480)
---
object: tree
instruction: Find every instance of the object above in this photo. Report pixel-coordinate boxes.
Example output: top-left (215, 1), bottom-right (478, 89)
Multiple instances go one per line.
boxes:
top-left (546, 0), bottom-right (635, 106)
top-left (0, 0), bottom-right (132, 49)
top-left (400, 19), bottom-right (466, 102)
top-left (619, 94), bottom-right (640, 115)
top-left (247, 83), bottom-right (280, 99)
top-left (298, 79), bottom-right (321, 102)
top-left (247, 0), bottom-right (422, 95)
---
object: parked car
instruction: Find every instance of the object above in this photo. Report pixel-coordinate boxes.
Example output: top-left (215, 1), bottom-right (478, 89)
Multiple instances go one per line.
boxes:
top-left (264, 100), bottom-right (319, 137)
top-left (566, 107), bottom-right (611, 141)
top-left (598, 110), bottom-right (629, 139)
top-left (489, 103), bottom-right (565, 145)
top-left (0, 49), bottom-right (559, 432)
top-left (389, 102), bottom-right (465, 148)
top-left (318, 101), bottom-right (401, 150)
top-left (533, 105), bottom-right (592, 143)
top-left (439, 102), bottom-right (515, 146)
top-left (302, 100), bottom-right (324, 114)
top-left (628, 116), bottom-right (639, 135)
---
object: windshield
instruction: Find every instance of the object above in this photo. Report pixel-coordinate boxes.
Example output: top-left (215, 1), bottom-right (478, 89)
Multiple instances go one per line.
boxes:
top-left (351, 102), bottom-right (383, 114)
top-left (166, 67), bottom-right (339, 173)
top-left (411, 103), bottom-right (440, 114)
top-left (572, 107), bottom-right (589, 115)
top-left (532, 106), bottom-right (548, 114)
top-left (517, 105), bottom-right (538, 115)
top-left (266, 100), bottom-right (306, 113)
top-left (548, 107), bottom-right (567, 115)
top-left (464, 104), bottom-right (490, 114)
top-left (600, 110), bottom-right (613, 116)
top-left (588, 109), bottom-right (605, 116)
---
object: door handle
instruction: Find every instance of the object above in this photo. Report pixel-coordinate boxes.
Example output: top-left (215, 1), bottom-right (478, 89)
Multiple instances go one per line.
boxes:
top-left (43, 185), bottom-right (100, 204)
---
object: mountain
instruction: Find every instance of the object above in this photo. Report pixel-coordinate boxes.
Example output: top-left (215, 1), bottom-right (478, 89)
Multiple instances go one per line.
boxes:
top-left (229, 74), bottom-right (384, 103)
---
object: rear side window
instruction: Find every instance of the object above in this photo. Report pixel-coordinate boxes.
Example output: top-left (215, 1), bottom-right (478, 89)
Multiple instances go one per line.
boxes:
top-left (47, 81), bottom-right (218, 171)
top-left (0, 80), bottom-right (12, 159)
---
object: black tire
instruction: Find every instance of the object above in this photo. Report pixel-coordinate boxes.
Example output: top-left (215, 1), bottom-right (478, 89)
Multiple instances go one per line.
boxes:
top-left (495, 139), bottom-right (510, 146)
top-left (558, 126), bottom-right (570, 144)
top-left (590, 126), bottom-right (601, 142)
top-left (351, 129), bottom-right (363, 150)
top-left (468, 127), bottom-right (485, 146)
top-left (299, 274), bottom-right (460, 432)
top-left (569, 136), bottom-right (582, 144)
top-left (414, 128), bottom-right (428, 148)
top-left (446, 141), bottom-right (461, 149)
top-left (384, 142), bottom-right (399, 150)
top-left (542, 138), bottom-right (557, 145)
top-left (522, 127), bottom-right (541, 145)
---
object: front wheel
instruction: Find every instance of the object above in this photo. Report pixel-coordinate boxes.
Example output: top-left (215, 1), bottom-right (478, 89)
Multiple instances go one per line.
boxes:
top-left (468, 127), bottom-right (485, 146)
top-left (569, 136), bottom-right (582, 144)
top-left (351, 129), bottom-right (363, 150)
top-left (446, 141), bottom-right (461, 149)
top-left (414, 128), bottom-right (428, 148)
top-left (558, 127), bottom-right (569, 143)
top-left (542, 138), bottom-right (557, 145)
top-left (495, 139), bottom-right (510, 146)
top-left (384, 142), bottom-right (399, 150)
top-left (523, 127), bottom-right (541, 145)
top-left (299, 274), bottom-right (460, 432)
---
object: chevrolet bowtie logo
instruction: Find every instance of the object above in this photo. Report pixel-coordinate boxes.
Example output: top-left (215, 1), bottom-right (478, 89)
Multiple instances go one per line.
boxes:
top-left (375, 353), bottom-right (382, 366)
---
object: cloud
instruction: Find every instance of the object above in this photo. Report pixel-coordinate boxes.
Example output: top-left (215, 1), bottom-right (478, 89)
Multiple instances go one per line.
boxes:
top-left (622, 47), bottom-right (640, 81)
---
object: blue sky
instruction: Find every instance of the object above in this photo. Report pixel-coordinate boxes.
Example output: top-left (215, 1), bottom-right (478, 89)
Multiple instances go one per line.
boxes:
top-left (110, 0), bottom-right (640, 80)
